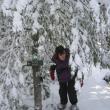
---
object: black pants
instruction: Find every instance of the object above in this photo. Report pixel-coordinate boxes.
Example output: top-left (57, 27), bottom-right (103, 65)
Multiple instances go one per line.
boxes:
top-left (59, 78), bottom-right (78, 105)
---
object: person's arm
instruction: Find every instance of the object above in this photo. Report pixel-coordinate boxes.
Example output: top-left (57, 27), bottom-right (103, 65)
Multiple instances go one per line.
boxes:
top-left (51, 53), bottom-right (57, 63)
top-left (50, 52), bottom-right (57, 80)
top-left (49, 65), bottom-right (56, 80)
top-left (65, 48), bottom-right (70, 61)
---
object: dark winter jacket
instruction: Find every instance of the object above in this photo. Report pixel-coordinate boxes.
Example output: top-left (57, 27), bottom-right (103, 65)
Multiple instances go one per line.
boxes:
top-left (51, 48), bottom-right (71, 82)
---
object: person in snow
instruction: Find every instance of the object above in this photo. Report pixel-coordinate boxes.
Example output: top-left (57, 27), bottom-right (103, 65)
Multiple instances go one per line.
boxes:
top-left (49, 45), bottom-right (83, 110)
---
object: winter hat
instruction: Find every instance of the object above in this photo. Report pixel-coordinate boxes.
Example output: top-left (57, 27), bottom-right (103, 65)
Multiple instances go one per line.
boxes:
top-left (55, 45), bottom-right (65, 55)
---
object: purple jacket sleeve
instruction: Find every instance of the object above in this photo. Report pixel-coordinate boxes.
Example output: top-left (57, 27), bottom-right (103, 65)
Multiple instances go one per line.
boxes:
top-left (51, 53), bottom-right (57, 63)
top-left (65, 48), bottom-right (70, 61)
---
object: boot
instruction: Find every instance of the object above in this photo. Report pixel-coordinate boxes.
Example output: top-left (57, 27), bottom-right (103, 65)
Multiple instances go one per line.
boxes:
top-left (57, 103), bottom-right (66, 110)
top-left (70, 104), bottom-right (79, 110)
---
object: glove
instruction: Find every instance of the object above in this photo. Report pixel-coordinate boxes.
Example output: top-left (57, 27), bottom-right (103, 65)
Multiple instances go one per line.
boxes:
top-left (50, 70), bottom-right (55, 80)
top-left (65, 48), bottom-right (70, 59)
top-left (65, 48), bottom-right (70, 55)
top-left (80, 79), bottom-right (84, 87)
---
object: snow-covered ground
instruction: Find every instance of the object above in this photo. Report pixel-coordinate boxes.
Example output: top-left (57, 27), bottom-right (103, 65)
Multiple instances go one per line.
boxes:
top-left (79, 77), bottom-right (110, 110)
top-left (43, 66), bottom-right (110, 110)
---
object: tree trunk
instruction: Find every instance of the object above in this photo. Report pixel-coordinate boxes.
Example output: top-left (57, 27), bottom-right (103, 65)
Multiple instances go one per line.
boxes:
top-left (32, 66), bottom-right (42, 110)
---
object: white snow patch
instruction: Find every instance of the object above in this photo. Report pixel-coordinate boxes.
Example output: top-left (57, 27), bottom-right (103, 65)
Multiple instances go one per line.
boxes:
top-left (19, 73), bottom-right (24, 85)
top-left (1, 0), bottom-right (13, 16)
top-left (92, 64), bottom-right (110, 84)
top-left (32, 11), bottom-right (42, 32)
top-left (13, 12), bottom-right (23, 32)
top-left (74, 53), bottom-right (83, 69)
top-left (76, 0), bottom-right (83, 10)
top-left (10, 87), bottom-right (18, 98)
top-left (97, 0), bottom-right (110, 7)
top-left (16, 0), bottom-right (30, 13)
top-left (75, 80), bottom-right (81, 92)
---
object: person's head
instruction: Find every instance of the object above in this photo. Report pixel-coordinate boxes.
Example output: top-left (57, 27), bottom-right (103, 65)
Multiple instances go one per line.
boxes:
top-left (55, 45), bottom-right (66, 61)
